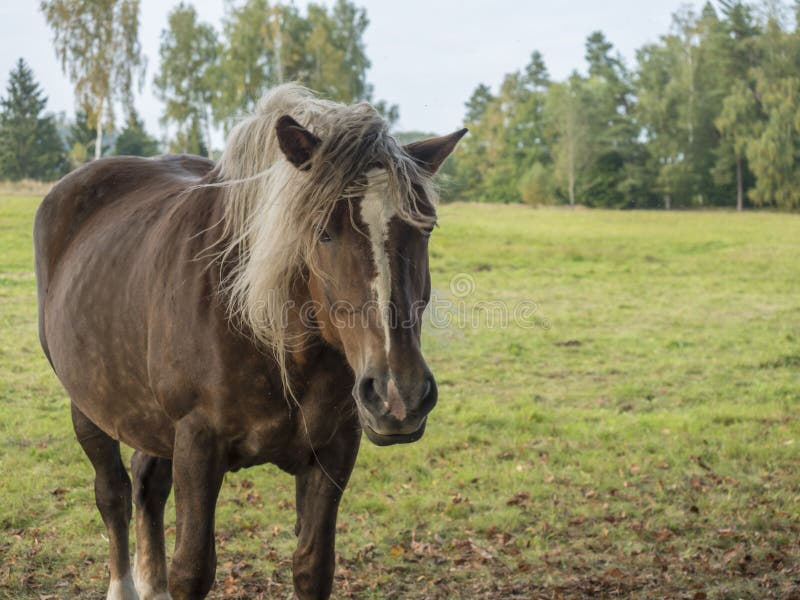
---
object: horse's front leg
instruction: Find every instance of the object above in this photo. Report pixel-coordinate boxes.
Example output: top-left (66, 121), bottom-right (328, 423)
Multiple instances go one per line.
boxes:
top-left (293, 431), bottom-right (360, 600)
top-left (168, 414), bottom-right (226, 600)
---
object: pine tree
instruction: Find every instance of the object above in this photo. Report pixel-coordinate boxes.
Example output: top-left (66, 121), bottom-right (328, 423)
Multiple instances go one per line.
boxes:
top-left (168, 114), bottom-right (208, 157)
top-left (582, 32), bottom-right (639, 207)
top-left (113, 111), bottom-right (159, 156)
top-left (0, 58), bottom-right (66, 181)
top-left (67, 110), bottom-right (101, 167)
top-left (524, 51), bottom-right (550, 91)
top-left (464, 84), bottom-right (494, 123)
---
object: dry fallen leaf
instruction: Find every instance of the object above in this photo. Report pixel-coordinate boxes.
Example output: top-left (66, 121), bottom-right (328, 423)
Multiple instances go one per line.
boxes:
top-left (603, 567), bottom-right (627, 579)
top-left (655, 528), bottom-right (673, 542)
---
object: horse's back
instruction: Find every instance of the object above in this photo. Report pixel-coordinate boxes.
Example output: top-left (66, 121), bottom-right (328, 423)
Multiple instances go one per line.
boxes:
top-left (34, 155), bottom-right (214, 363)
top-left (34, 154), bottom-right (213, 286)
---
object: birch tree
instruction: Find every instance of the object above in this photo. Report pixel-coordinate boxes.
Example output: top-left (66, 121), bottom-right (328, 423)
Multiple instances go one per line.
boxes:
top-left (154, 2), bottom-right (220, 157)
top-left (746, 15), bottom-right (800, 209)
top-left (40, 0), bottom-right (144, 160)
top-left (546, 75), bottom-right (591, 208)
top-left (712, 1), bottom-right (760, 211)
top-left (214, 0), bottom-right (308, 130)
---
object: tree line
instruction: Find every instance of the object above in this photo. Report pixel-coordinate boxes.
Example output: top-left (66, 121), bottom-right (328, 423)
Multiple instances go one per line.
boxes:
top-left (448, 0), bottom-right (800, 210)
top-left (0, 0), bottom-right (386, 181)
top-left (2, 0), bottom-right (800, 211)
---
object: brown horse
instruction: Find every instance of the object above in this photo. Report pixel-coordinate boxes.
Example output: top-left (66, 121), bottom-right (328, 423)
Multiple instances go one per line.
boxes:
top-left (34, 84), bottom-right (466, 600)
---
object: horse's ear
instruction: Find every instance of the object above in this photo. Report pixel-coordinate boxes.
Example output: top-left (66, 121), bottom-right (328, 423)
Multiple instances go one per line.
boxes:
top-left (276, 115), bottom-right (321, 170)
top-left (403, 128), bottom-right (468, 174)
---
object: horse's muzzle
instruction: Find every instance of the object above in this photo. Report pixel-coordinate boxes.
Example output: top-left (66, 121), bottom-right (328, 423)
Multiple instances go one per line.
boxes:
top-left (353, 372), bottom-right (437, 446)
top-left (362, 417), bottom-right (427, 446)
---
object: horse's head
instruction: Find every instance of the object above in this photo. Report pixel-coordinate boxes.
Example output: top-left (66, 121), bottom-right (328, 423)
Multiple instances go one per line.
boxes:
top-left (276, 117), bottom-right (466, 446)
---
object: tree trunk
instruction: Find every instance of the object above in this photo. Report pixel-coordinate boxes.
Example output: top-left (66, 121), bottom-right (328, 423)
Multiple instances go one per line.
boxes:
top-left (204, 107), bottom-right (213, 159)
top-left (736, 156), bottom-right (743, 212)
top-left (272, 12), bottom-right (283, 85)
top-left (94, 97), bottom-right (104, 161)
top-left (664, 194), bottom-right (671, 211)
top-left (274, 32), bottom-right (283, 84)
top-left (568, 171), bottom-right (575, 209)
top-left (568, 139), bottom-right (576, 209)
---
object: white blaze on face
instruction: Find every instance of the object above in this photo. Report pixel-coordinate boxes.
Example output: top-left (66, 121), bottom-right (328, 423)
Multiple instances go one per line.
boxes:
top-left (359, 170), bottom-right (396, 355)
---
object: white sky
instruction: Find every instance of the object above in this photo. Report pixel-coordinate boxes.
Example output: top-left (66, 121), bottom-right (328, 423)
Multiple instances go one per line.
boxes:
top-left (0, 0), bottom-right (705, 145)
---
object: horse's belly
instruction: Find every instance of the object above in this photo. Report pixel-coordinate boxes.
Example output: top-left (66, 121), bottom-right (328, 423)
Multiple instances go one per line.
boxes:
top-left (47, 327), bottom-right (176, 457)
top-left (44, 228), bottom-right (176, 457)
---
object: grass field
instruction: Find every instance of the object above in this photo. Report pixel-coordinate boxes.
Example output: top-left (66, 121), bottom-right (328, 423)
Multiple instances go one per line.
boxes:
top-left (1, 196), bottom-right (799, 599)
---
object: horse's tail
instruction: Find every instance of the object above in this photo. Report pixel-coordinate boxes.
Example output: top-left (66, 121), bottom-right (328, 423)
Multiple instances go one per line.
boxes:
top-left (32, 175), bottom-right (85, 368)
top-left (34, 187), bottom-right (56, 367)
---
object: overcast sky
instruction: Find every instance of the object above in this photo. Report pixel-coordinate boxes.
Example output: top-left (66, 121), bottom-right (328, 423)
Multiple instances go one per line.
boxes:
top-left (0, 0), bottom-right (705, 145)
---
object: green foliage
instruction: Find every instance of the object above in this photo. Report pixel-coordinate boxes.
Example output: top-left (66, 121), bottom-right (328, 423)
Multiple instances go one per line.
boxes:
top-left (154, 2), bottom-right (219, 157)
top-left (635, 6), bottom-right (731, 209)
top-left (518, 162), bottom-right (554, 205)
top-left (453, 35), bottom-right (640, 208)
top-left (212, 0), bottom-right (395, 133)
top-left (747, 76), bottom-right (800, 208)
top-left (214, 0), bottom-right (309, 127)
top-left (712, 1), bottom-right (760, 210)
top-left (113, 111), bottom-right (159, 157)
top-left (745, 15), bottom-right (800, 208)
top-left (66, 110), bottom-right (105, 168)
top-left (450, 1), bottom-right (800, 210)
top-left (464, 83), bottom-right (494, 122)
top-left (29, 0), bottom-right (800, 204)
top-left (546, 75), bottom-right (591, 207)
top-left (452, 52), bottom-right (551, 204)
top-left (307, 0), bottom-right (371, 102)
top-left (581, 32), bottom-right (640, 208)
top-left (0, 59), bottom-right (67, 181)
top-left (40, 0), bottom-right (144, 159)
top-left (168, 113), bottom-right (208, 157)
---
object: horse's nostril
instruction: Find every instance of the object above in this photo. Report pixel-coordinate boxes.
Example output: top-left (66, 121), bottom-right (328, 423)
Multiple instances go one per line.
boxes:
top-left (357, 377), bottom-right (382, 409)
top-left (418, 376), bottom-right (437, 415)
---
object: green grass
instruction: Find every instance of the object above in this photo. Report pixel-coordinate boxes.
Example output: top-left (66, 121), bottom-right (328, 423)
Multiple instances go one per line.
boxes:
top-left (2, 197), bottom-right (799, 599)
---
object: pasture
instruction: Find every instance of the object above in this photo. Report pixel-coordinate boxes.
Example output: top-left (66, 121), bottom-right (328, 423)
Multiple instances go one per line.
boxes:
top-left (1, 196), bottom-right (799, 599)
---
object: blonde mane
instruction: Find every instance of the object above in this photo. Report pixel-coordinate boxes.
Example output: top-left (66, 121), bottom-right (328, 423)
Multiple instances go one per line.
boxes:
top-left (213, 84), bottom-right (437, 392)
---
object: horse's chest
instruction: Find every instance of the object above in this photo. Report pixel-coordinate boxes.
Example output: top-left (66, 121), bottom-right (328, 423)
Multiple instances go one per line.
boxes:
top-left (229, 388), bottom-right (356, 474)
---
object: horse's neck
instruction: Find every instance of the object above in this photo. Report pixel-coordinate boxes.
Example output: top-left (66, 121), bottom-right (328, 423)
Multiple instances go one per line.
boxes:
top-left (200, 184), bottom-right (339, 389)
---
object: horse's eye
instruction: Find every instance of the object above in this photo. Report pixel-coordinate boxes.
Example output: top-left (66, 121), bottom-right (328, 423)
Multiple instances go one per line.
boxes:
top-left (318, 228), bottom-right (332, 243)
top-left (421, 227), bottom-right (434, 239)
